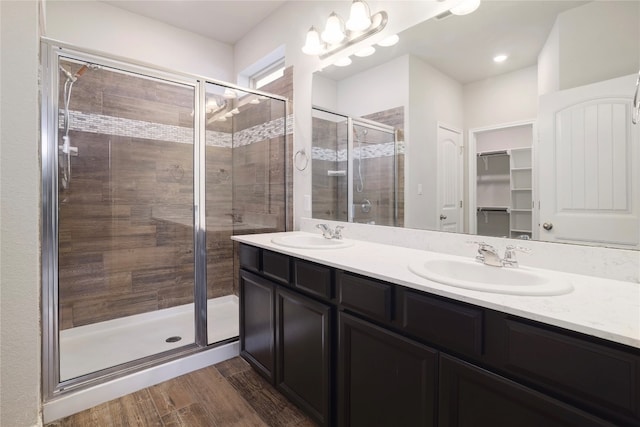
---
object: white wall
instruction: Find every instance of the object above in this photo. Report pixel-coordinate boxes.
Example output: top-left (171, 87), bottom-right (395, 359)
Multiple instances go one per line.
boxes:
top-left (45, 0), bottom-right (234, 80)
top-left (539, 1), bottom-right (639, 95)
top-left (464, 66), bottom-right (538, 129)
top-left (0, 1), bottom-right (42, 426)
top-left (337, 55), bottom-right (408, 117)
top-left (311, 74), bottom-right (338, 111)
top-left (406, 55), bottom-right (464, 230)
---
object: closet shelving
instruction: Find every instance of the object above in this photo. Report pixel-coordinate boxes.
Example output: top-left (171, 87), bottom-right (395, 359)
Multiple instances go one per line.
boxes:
top-left (472, 121), bottom-right (537, 240)
top-left (476, 151), bottom-right (511, 237)
top-left (509, 147), bottom-right (533, 239)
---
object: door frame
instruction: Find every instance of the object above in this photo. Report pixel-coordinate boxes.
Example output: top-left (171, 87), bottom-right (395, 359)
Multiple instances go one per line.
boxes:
top-left (436, 123), bottom-right (464, 232)
top-left (467, 119), bottom-right (537, 236)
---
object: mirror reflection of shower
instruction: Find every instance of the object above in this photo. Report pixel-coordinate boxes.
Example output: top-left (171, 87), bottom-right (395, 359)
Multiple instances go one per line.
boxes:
top-left (354, 127), bottom-right (366, 193)
top-left (58, 61), bottom-right (101, 190)
top-left (312, 107), bottom-right (400, 226)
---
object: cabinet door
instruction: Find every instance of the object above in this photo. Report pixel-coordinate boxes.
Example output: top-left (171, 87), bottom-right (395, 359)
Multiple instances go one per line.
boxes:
top-left (239, 270), bottom-right (275, 383)
top-left (276, 287), bottom-right (332, 426)
top-left (439, 354), bottom-right (612, 427)
top-left (338, 312), bottom-right (437, 427)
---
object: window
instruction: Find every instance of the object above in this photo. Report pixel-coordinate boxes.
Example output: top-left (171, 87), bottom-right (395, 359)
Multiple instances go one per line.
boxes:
top-left (250, 59), bottom-right (285, 89)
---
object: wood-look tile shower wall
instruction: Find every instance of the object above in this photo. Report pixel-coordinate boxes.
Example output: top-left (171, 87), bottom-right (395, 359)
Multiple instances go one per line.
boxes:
top-left (58, 63), bottom-right (292, 329)
top-left (312, 106), bottom-right (404, 227)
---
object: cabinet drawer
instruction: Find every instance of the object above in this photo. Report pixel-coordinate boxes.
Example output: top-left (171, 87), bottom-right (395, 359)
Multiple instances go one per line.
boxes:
top-left (239, 244), bottom-right (260, 272)
top-left (262, 250), bottom-right (290, 284)
top-left (497, 319), bottom-right (640, 425)
top-left (400, 290), bottom-right (483, 357)
top-left (294, 259), bottom-right (333, 300)
top-left (338, 271), bottom-right (393, 324)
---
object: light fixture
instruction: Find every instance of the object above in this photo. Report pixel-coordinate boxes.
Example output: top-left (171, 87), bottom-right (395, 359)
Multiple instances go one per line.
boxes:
top-left (355, 46), bottom-right (376, 57)
top-left (321, 12), bottom-right (345, 44)
top-left (450, 0), bottom-right (481, 16)
top-left (302, 26), bottom-right (322, 55)
top-left (493, 54), bottom-right (508, 63)
top-left (302, 0), bottom-right (388, 60)
top-left (377, 34), bottom-right (399, 47)
top-left (334, 57), bottom-right (352, 67)
top-left (223, 88), bottom-right (237, 99)
top-left (346, 0), bottom-right (372, 32)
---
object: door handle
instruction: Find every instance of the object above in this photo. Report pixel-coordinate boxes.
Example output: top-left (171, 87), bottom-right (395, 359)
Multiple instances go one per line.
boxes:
top-left (440, 214), bottom-right (447, 220)
top-left (542, 222), bottom-right (553, 230)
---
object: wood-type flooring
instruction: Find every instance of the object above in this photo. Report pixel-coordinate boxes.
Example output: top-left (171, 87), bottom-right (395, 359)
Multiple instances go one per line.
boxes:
top-left (46, 357), bottom-right (317, 427)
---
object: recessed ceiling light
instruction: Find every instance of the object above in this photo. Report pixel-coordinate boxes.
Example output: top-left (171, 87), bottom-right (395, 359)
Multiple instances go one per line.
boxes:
top-left (334, 57), bottom-right (352, 67)
top-left (355, 46), bottom-right (376, 57)
top-left (493, 54), bottom-right (508, 63)
top-left (377, 34), bottom-right (399, 47)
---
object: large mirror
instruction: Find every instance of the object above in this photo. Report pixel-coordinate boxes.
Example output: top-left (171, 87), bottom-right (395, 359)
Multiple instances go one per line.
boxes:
top-left (312, 0), bottom-right (640, 249)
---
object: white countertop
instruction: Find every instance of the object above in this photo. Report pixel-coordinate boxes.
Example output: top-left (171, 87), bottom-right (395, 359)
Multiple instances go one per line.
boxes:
top-left (233, 231), bottom-right (640, 350)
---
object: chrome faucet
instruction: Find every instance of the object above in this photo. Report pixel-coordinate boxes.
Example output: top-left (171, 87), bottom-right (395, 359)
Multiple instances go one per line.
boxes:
top-left (316, 223), bottom-right (344, 239)
top-left (470, 241), bottom-right (530, 267)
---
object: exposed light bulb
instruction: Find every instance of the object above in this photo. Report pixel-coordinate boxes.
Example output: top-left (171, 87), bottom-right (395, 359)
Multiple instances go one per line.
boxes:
top-left (230, 108), bottom-right (240, 115)
top-left (450, 0), bottom-right (481, 16)
top-left (354, 46), bottom-right (376, 57)
top-left (223, 88), bottom-right (237, 99)
top-left (493, 54), bottom-right (508, 63)
top-left (346, 0), bottom-right (372, 32)
top-left (302, 26), bottom-right (322, 55)
top-left (250, 98), bottom-right (260, 105)
top-left (334, 57), bottom-right (352, 67)
top-left (224, 112), bottom-right (234, 118)
top-left (321, 12), bottom-right (345, 45)
top-left (377, 34), bottom-right (399, 47)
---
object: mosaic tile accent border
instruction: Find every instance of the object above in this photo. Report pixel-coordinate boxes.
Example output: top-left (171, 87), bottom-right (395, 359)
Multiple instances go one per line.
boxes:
top-left (312, 141), bottom-right (405, 162)
top-left (60, 110), bottom-right (293, 148)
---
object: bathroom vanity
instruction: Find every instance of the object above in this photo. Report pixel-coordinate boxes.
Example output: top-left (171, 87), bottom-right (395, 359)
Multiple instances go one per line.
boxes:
top-left (232, 232), bottom-right (640, 427)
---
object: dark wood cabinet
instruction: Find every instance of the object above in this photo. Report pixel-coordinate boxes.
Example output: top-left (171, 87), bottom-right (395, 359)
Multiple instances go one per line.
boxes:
top-left (276, 287), bottom-right (332, 426)
top-left (399, 289), bottom-right (484, 358)
top-left (487, 317), bottom-right (640, 425)
top-left (238, 243), bottom-right (640, 427)
top-left (239, 270), bottom-right (275, 382)
top-left (438, 354), bottom-right (611, 427)
top-left (338, 312), bottom-right (438, 427)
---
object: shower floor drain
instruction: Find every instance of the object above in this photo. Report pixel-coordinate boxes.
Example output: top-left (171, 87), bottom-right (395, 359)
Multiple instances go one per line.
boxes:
top-left (165, 336), bottom-right (182, 343)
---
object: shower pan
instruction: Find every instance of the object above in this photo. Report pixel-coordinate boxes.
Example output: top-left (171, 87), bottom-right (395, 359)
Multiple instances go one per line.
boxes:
top-left (41, 41), bottom-right (289, 400)
top-left (311, 106), bottom-right (399, 226)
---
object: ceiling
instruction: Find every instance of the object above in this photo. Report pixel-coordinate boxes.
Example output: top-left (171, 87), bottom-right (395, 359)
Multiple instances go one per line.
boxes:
top-left (319, 1), bottom-right (586, 84)
top-left (101, 1), bottom-right (287, 45)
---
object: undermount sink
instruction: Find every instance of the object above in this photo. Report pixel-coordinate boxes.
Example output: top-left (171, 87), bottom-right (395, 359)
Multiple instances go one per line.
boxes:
top-left (271, 234), bottom-right (353, 249)
top-left (408, 258), bottom-right (573, 296)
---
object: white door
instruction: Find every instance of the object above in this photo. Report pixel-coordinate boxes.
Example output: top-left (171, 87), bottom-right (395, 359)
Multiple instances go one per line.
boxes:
top-left (538, 74), bottom-right (640, 248)
top-left (437, 125), bottom-right (463, 232)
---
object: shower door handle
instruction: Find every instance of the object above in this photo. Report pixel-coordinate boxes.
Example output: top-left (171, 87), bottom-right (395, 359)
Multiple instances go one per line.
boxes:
top-left (440, 214), bottom-right (447, 220)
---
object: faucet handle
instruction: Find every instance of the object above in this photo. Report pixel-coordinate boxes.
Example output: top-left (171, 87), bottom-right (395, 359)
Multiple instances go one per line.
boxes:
top-left (467, 240), bottom-right (496, 262)
top-left (316, 223), bottom-right (333, 239)
top-left (503, 245), bottom-right (531, 267)
top-left (333, 225), bottom-right (344, 239)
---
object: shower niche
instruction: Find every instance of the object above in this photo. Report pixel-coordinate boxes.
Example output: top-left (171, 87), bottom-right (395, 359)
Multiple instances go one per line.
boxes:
top-left (42, 43), bottom-right (289, 396)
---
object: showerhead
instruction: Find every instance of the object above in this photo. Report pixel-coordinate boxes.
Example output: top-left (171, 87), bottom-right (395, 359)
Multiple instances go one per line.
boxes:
top-left (60, 62), bottom-right (101, 83)
top-left (59, 65), bottom-right (76, 82)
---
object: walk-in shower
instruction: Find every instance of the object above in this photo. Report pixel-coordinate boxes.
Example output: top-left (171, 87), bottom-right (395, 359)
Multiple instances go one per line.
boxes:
top-left (41, 41), bottom-right (289, 400)
top-left (311, 107), bottom-right (400, 226)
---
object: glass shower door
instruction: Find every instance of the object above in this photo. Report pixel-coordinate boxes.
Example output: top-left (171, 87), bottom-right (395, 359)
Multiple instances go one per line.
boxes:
top-left (56, 57), bottom-right (197, 380)
top-left (204, 82), bottom-right (288, 345)
top-left (351, 120), bottom-right (397, 226)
